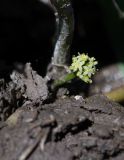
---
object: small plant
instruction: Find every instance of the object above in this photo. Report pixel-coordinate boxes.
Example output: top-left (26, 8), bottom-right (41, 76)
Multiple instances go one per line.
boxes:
top-left (53, 53), bottom-right (98, 89)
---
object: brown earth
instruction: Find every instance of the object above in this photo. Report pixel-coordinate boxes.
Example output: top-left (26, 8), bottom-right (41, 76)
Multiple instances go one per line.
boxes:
top-left (0, 64), bottom-right (124, 160)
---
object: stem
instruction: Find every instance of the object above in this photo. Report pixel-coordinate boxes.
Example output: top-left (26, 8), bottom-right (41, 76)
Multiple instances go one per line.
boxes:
top-left (112, 0), bottom-right (124, 19)
top-left (52, 72), bottom-right (75, 89)
top-left (50, 0), bottom-right (74, 66)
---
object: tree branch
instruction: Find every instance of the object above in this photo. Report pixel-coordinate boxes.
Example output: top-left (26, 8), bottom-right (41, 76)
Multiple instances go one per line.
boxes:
top-left (112, 0), bottom-right (124, 19)
top-left (50, 0), bottom-right (74, 66)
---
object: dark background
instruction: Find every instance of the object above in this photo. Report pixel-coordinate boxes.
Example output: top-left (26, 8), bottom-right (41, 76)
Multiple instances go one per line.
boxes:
top-left (0, 0), bottom-right (119, 78)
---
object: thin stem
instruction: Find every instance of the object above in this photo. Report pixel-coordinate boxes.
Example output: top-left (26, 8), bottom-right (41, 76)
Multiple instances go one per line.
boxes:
top-left (52, 72), bottom-right (75, 89)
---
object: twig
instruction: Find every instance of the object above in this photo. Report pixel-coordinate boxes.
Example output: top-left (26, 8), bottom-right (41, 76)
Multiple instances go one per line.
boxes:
top-left (112, 0), bottom-right (124, 19)
top-left (40, 128), bottom-right (50, 151)
top-left (18, 131), bottom-right (43, 160)
top-left (28, 115), bottom-right (56, 133)
top-left (50, 0), bottom-right (74, 66)
top-left (19, 115), bottom-right (56, 160)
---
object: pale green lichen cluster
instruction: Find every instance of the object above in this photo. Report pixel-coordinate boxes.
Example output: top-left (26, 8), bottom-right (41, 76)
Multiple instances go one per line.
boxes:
top-left (69, 53), bottom-right (98, 83)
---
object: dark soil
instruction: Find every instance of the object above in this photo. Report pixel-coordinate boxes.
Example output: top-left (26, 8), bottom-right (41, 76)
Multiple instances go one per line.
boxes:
top-left (0, 0), bottom-right (124, 159)
top-left (0, 64), bottom-right (124, 160)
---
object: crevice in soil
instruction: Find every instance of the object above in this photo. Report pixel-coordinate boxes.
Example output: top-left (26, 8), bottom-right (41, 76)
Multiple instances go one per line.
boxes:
top-left (54, 119), bottom-right (93, 142)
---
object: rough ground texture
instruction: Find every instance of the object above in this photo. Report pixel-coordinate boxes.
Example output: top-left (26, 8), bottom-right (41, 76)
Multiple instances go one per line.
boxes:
top-left (0, 94), bottom-right (124, 160)
top-left (0, 63), bottom-right (48, 121)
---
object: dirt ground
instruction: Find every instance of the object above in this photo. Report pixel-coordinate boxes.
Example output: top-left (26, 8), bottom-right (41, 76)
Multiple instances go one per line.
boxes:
top-left (0, 64), bottom-right (124, 160)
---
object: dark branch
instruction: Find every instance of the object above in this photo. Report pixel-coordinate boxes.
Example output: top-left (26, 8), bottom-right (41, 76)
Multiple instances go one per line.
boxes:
top-left (112, 0), bottom-right (124, 19)
top-left (50, 0), bottom-right (74, 66)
